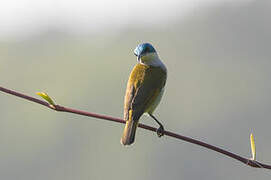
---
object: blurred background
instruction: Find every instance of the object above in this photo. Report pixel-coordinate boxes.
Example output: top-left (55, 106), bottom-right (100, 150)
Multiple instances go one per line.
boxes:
top-left (1, 0), bottom-right (271, 179)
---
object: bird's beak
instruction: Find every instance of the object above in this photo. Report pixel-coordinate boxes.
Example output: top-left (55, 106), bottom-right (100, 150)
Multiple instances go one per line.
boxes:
top-left (134, 52), bottom-right (140, 62)
top-left (134, 48), bottom-right (140, 62)
top-left (137, 54), bottom-right (141, 62)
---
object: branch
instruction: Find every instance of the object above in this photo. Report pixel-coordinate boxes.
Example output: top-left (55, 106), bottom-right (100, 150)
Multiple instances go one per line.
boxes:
top-left (0, 86), bottom-right (270, 169)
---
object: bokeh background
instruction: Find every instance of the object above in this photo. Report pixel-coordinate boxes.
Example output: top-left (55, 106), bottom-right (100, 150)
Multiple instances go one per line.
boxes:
top-left (1, 0), bottom-right (271, 179)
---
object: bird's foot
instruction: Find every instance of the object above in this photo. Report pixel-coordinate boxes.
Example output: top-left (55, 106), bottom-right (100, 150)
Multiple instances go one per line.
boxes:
top-left (156, 125), bottom-right (164, 137)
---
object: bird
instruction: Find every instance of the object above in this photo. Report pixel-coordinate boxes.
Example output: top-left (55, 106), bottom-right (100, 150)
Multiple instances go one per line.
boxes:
top-left (121, 43), bottom-right (167, 145)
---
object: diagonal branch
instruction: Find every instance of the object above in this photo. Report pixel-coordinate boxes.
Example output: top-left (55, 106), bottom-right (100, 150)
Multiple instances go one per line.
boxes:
top-left (0, 86), bottom-right (271, 169)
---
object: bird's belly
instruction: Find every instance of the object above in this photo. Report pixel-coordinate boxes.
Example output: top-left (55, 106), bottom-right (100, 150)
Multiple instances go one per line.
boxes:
top-left (146, 87), bottom-right (165, 114)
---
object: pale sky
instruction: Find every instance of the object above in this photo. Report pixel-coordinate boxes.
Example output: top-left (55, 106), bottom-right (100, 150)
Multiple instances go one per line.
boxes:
top-left (0, 0), bottom-right (251, 38)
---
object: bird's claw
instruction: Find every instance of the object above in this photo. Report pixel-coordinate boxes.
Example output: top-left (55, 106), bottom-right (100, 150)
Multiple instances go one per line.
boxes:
top-left (156, 126), bottom-right (164, 137)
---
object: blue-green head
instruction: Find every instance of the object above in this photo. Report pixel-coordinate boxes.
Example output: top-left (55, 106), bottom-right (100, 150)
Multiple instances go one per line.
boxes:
top-left (134, 43), bottom-right (157, 60)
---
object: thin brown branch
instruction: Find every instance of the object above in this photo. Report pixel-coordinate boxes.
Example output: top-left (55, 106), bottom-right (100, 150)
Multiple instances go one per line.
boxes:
top-left (0, 86), bottom-right (270, 169)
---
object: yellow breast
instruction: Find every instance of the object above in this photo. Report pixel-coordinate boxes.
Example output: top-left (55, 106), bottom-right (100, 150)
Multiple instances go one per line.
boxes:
top-left (124, 63), bottom-right (167, 120)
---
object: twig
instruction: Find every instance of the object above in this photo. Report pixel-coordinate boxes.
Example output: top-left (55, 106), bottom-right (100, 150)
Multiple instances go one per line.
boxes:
top-left (0, 86), bottom-right (270, 169)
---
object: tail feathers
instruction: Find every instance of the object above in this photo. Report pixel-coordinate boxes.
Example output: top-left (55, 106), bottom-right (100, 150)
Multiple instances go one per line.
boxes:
top-left (121, 120), bottom-right (138, 146)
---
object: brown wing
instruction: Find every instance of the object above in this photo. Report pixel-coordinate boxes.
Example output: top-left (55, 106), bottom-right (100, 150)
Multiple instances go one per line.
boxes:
top-left (123, 64), bottom-right (166, 122)
top-left (123, 81), bottom-right (135, 121)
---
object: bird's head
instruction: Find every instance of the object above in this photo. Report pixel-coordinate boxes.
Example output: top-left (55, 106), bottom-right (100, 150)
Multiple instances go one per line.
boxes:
top-left (134, 43), bottom-right (158, 64)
